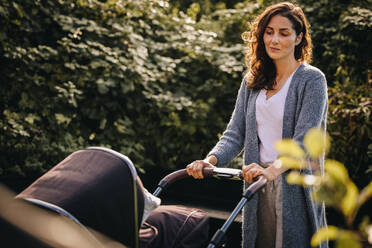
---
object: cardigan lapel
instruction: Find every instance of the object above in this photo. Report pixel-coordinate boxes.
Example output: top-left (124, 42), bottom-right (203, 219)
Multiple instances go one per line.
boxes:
top-left (282, 63), bottom-right (305, 139)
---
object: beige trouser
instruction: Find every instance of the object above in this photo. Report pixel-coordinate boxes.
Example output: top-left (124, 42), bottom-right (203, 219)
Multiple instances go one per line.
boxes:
top-left (255, 166), bottom-right (283, 248)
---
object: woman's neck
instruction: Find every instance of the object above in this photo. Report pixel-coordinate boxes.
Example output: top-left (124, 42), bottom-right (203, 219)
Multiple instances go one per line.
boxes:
top-left (274, 58), bottom-right (300, 80)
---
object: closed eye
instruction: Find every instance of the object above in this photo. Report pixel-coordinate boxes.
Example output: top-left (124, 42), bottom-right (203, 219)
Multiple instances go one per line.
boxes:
top-left (265, 28), bottom-right (273, 35)
top-left (265, 30), bottom-right (273, 35)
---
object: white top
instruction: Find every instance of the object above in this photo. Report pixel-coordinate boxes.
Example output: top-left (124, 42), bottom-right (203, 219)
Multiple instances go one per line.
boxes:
top-left (256, 70), bottom-right (297, 164)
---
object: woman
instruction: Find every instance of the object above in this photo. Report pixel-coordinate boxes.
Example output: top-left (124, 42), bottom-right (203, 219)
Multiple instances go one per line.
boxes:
top-left (186, 2), bottom-right (328, 248)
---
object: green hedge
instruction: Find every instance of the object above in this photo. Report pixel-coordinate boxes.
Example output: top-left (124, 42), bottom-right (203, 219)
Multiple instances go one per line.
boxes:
top-left (299, 0), bottom-right (372, 186)
top-left (0, 0), bottom-right (254, 180)
top-left (1, 0), bottom-right (371, 187)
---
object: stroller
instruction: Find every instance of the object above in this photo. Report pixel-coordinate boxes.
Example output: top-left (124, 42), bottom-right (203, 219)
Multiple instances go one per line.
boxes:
top-left (9, 147), bottom-right (266, 248)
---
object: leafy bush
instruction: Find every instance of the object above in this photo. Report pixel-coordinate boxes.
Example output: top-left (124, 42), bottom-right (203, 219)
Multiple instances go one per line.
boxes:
top-left (298, 0), bottom-right (372, 186)
top-left (1, 0), bottom-right (371, 189)
top-left (276, 128), bottom-right (372, 248)
top-left (0, 0), bottom-right (257, 180)
top-left (327, 82), bottom-right (371, 187)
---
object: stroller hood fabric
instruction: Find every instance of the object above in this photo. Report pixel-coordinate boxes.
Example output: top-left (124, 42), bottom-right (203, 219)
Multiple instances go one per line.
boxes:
top-left (17, 148), bottom-right (145, 247)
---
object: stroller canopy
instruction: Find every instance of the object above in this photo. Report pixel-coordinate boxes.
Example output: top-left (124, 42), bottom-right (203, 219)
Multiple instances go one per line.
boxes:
top-left (17, 147), bottom-right (145, 247)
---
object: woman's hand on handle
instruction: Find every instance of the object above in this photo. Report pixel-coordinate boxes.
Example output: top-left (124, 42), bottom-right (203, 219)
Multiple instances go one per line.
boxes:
top-left (186, 156), bottom-right (217, 179)
top-left (242, 160), bottom-right (289, 183)
top-left (242, 163), bottom-right (265, 183)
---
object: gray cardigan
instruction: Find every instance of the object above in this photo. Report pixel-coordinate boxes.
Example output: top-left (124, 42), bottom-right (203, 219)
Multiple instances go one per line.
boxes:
top-left (208, 63), bottom-right (328, 248)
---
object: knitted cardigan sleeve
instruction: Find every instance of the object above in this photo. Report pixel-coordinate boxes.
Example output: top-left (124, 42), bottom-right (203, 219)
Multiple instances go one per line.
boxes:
top-left (207, 80), bottom-right (248, 167)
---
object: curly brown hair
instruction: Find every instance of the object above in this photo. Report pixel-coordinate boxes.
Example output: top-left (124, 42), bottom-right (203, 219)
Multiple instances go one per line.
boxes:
top-left (242, 2), bottom-right (312, 90)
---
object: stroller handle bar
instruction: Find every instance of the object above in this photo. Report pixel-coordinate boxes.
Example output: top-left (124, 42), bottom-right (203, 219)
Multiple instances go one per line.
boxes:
top-left (153, 167), bottom-right (264, 197)
top-left (152, 167), bottom-right (268, 248)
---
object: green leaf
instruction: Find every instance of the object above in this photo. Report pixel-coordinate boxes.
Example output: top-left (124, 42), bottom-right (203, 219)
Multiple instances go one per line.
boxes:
top-left (304, 128), bottom-right (330, 159)
top-left (25, 114), bottom-right (40, 125)
top-left (367, 225), bottom-right (372, 245)
top-left (325, 160), bottom-right (349, 183)
top-left (278, 155), bottom-right (305, 169)
top-left (97, 84), bottom-right (109, 94)
top-left (55, 113), bottom-right (72, 125)
top-left (335, 230), bottom-right (362, 248)
top-left (275, 139), bottom-right (305, 158)
top-left (311, 226), bottom-right (339, 246)
top-left (11, 19), bottom-right (21, 26)
top-left (357, 181), bottom-right (372, 208)
top-left (12, 2), bottom-right (23, 18)
top-left (341, 181), bottom-right (359, 217)
top-left (286, 171), bottom-right (304, 185)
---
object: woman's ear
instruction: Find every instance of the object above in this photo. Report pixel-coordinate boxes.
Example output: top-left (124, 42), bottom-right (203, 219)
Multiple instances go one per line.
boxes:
top-left (295, 32), bottom-right (303, 46)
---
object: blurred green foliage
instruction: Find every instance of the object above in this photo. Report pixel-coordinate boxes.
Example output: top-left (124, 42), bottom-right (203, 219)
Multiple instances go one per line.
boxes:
top-left (276, 128), bottom-right (372, 248)
top-left (297, 0), bottom-right (372, 188)
top-left (0, 0), bottom-right (371, 188)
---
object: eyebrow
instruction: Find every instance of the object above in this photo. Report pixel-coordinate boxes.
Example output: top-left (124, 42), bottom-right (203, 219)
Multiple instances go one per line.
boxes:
top-left (266, 26), bottom-right (291, 31)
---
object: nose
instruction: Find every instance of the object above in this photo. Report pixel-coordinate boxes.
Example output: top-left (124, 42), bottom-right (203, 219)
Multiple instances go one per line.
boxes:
top-left (272, 33), bottom-right (279, 44)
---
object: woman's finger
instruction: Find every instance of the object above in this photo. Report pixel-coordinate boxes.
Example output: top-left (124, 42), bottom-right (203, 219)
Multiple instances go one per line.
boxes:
top-left (199, 164), bottom-right (205, 179)
top-left (246, 169), bottom-right (253, 183)
top-left (242, 163), bottom-right (263, 183)
top-left (186, 163), bottom-right (194, 176)
top-left (244, 163), bottom-right (257, 171)
top-left (242, 165), bottom-right (250, 183)
top-left (193, 163), bottom-right (201, 179)
top-left (253, 169), bottom-right (263, 178)
top-left (192, 163), bottom-right (200, 178)
top-left (186, 162), bottom-right (197, 177)
top-left (186, 161), bottom-right (204, 179)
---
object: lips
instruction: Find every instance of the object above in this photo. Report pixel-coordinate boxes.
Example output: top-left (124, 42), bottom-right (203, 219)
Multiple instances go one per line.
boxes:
top-left (270, 47), bottom-right (280, 52)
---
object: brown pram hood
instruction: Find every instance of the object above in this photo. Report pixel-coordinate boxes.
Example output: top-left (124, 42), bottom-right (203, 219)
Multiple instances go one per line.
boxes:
top-left (17, 148), bottom-right (144, 247)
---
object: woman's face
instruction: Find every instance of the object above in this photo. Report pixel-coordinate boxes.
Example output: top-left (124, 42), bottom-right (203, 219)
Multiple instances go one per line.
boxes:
top-left (263, 14), bottom-right (302, 63)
